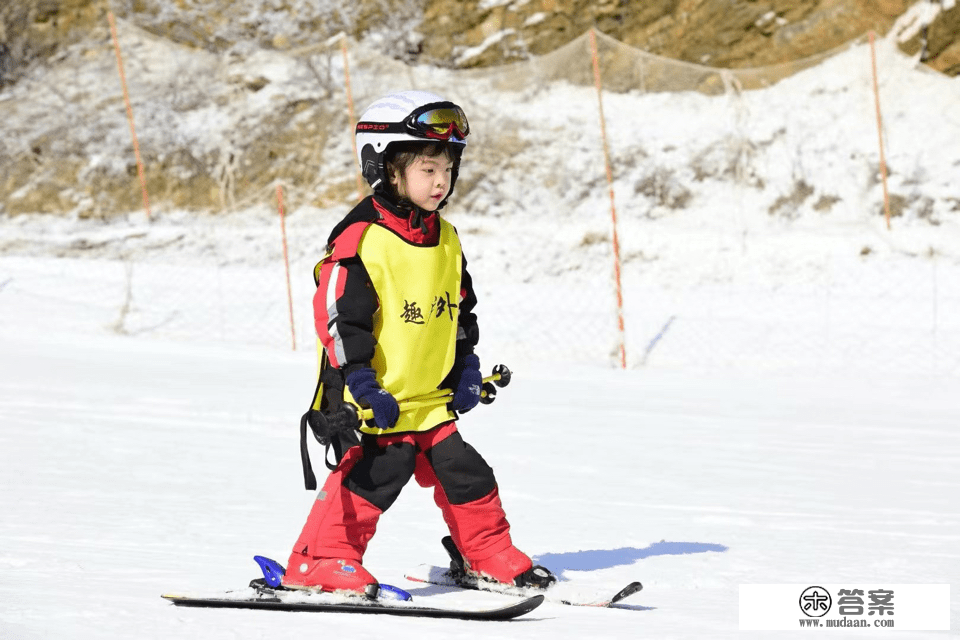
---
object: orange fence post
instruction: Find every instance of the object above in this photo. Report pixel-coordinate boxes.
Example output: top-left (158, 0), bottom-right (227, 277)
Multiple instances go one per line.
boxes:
top-left (341, 36), bottom-right (365, 201)
top-left (869, 31), bottom-right (892, 231)
top-left (107, 12), bottom-right (151, 221)
top-left (276, 185), bottom-right (297, 351)
top-left (589, 28), bottom-right (627, 369)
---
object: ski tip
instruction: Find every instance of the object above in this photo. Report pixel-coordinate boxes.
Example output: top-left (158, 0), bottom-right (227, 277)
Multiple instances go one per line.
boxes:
top-left (520, 594), bottom-right (546, 615)
top-left (610, 581), bottom-right (643, 605)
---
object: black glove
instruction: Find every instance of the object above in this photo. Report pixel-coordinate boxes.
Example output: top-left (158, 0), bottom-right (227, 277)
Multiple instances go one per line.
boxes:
top-left (449, 354), bottom-right (483, 413)
top-left (346, 367), bottom-right (399, 429)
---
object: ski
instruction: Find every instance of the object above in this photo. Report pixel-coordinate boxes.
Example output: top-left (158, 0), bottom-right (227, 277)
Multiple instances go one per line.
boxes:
top-left (162, 556), bottom-right (544, 621)
top-left (405, 564), bottom-right (643, 608)
top-left (162, 583), bottom-right (544, 620)
top-left (407, 536), bottom-right (643, 608)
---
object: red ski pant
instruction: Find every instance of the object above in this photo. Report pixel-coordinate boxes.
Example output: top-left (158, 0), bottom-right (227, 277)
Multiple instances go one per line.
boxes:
top-left (289, 422), bottom-right (515, 566)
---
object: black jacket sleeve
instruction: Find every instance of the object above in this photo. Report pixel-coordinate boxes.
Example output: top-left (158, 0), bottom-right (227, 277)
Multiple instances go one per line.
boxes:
top-left (457, 253), bottom-right (479, 358)
top-left (336, 258), bottom-right (380, 378)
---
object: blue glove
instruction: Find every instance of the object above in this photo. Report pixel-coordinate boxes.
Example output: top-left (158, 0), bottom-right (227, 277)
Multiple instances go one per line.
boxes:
top-left (346, 368), bottom-right (399, 429)
top-left (449, 354), bottom-right (483, 413)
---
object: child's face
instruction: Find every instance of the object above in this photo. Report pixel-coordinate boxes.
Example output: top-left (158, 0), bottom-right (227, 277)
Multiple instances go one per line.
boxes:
top-left (390, 153), bottom-right (453, 212)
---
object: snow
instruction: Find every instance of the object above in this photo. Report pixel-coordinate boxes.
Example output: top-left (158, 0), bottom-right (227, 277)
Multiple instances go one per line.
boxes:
top-left (2, 25), bottom-right (960, 640)
top-left (892, 0), bottom-right (953, 43)
top-left (454, 29), bottom-right (518, 66)
top-left (2, 330), bottom-right (957, 638)
top-left (524, 12), bottom-right (547, 27)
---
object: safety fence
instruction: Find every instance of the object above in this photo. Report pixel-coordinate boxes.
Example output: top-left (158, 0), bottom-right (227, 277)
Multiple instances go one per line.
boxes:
top-left (3, 19), bottom-right (959, 376)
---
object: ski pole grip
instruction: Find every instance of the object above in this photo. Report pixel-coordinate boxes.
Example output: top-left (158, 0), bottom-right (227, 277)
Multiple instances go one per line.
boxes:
top-left (354, 367), bottom-right (512, 422)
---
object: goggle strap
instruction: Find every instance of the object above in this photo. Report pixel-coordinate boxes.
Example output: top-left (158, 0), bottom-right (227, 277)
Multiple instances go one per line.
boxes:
top-left (356, 122), bottom-right (409, 135)
top-left (356, 121), bottom-right (468, 142)
top-left (356, 102), bottom-right (469, 141)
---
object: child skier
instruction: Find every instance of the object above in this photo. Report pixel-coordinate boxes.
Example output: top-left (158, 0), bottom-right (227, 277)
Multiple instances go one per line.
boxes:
top-left (283, 90), bottom-right (556, 598)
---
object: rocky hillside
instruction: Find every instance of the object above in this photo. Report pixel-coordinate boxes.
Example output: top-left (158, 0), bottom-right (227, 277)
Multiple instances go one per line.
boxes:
top-left (3, 0), bottom-right (958, 82)
top-left (1, 0), bottom-right (958, 218)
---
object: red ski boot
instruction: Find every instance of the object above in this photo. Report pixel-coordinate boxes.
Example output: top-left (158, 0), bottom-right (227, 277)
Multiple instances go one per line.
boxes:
top-left (282, 552), bottom-right (379, 598)
top-left (469, 546), bottom-right (556, 589)
top-left (443, 536), bottom-right (557, 590)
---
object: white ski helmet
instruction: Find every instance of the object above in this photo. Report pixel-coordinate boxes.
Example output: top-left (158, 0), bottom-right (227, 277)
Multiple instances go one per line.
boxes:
top-left (355, 90), bottom-right (469, 198)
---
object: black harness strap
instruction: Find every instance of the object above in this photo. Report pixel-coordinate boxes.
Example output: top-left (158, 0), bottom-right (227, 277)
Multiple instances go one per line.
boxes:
top-left (299, 349), bottom-right (362, 489)
top-left (300, 411), bottom-right (319, 490)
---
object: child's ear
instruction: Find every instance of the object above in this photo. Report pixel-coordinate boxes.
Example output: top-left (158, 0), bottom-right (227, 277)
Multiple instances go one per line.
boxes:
top-left (387, 166), bottom-right (399, 187)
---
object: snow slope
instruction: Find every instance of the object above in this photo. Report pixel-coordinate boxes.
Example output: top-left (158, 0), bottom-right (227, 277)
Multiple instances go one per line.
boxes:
top-left (1, 328), bottom-right (957, 639)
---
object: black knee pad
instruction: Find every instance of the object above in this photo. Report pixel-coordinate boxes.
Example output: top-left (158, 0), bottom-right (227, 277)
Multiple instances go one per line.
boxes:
top-left (426, 430), bottom-right (497, 505)
top-left (344, 440), bottom-right (416, 512)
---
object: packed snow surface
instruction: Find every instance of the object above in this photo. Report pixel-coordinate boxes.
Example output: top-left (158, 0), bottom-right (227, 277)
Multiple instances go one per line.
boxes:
top-left (1, 331), bottom-right (958, 638)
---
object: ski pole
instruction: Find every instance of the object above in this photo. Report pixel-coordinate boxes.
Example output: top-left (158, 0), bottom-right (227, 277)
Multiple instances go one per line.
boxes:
top-left (355, 393), bottom-right (455, 421)
top-left (354, 364), bottom-right (511, 422)
top-left (397, 364), bottom-right (510, 404)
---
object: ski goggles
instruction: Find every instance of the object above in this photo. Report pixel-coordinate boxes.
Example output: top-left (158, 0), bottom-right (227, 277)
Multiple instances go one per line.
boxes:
top-left (356, 102), bottom-right (470, 142)
top-left (406, 102), bottom-right (470, 141)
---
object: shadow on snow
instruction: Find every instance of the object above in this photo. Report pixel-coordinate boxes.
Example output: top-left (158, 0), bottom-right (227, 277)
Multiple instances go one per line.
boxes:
top-left (534, 540), bottom-right (728, 580)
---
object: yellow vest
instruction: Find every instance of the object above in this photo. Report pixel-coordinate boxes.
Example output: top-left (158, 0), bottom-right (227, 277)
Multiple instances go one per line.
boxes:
top-left (343, 220), bottom-right (463, 435)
